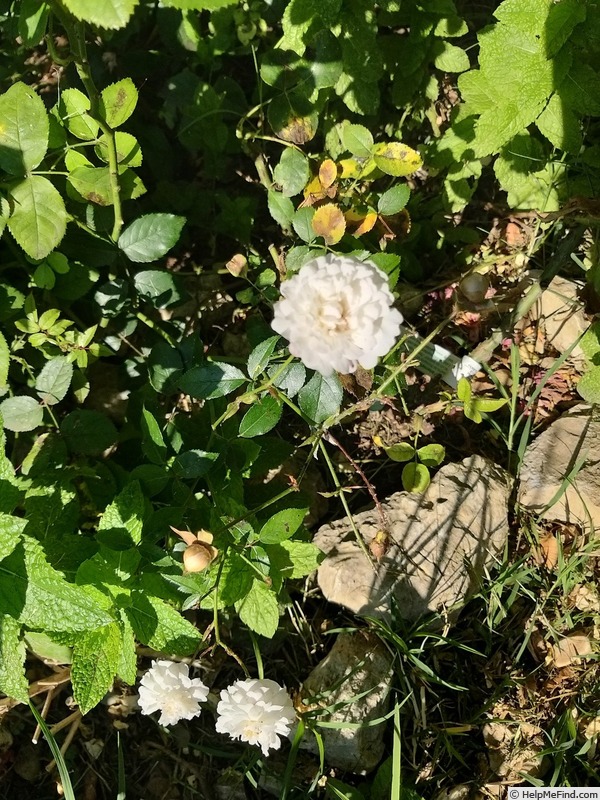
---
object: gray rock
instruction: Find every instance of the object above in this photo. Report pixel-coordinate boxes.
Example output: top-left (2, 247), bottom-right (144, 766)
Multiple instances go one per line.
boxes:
top-left (300, 631), bottom-right (393, 773)
top-left (314, 455), bottom-right (511, 621)
top-left (519, 404), bottom-right (600, 529)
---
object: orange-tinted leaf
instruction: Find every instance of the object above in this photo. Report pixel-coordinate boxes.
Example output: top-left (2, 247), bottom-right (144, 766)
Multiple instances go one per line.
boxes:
top-left (353, 210), bottom-right (378, 236)
top-left (312, 203), bottom-right (346, 245)
top-left (372, 142), bottom-right (422, 177)
top-left (319, 159), bottom-right (337, 189)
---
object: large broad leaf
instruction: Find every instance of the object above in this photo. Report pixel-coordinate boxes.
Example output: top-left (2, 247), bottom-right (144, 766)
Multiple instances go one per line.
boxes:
top-left (0, 615), bottom-right (28, 703)
top-left (119, 214), bottom-right (185, 262)
top-left (35, 356), bottom-right (73, 405)
top-left (0, 82), bottom-right (48, 174)
top-left (0, 533), bottom-right (112, 633)
top-left (71, 623), bottom-right (121, 713)
top-left (125, 592), bottom-right (200, 655)
top-left (62, 0), bottom-right (139, 29)
top-left (7, 176), bottom-right (67, 259)
top-left (97, 482), bottom-right (144, 550)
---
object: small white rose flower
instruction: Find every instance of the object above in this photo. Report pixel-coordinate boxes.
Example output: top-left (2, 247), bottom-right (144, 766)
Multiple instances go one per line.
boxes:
top-left (271, 253), bottom-right (403, 376)
top-left (138, 659), bottom-right (209, 727)
top-left (215, 678), bottom-right (296, 756)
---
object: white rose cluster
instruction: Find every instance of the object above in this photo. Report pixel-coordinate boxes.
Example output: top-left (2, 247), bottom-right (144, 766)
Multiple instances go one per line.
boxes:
top-left (271, 253), bottom-right (403, 376)
top-left (215, 678), bottom-right (297, 757)
top-left (137, 661), bottom-right (296, 757)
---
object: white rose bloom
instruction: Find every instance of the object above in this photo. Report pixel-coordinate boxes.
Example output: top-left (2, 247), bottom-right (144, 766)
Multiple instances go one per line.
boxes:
top-left (271, 253), bottom-right (403, 376)
top-left (138, 660), bottom-right (209, 727)
top-left (215, 678), bottom-right (296, 756)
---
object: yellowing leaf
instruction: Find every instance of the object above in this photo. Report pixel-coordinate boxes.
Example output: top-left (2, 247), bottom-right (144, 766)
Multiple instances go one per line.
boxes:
top-left (346, 208), bottom-right (377, 236)
top-left (372, 142), bottom-right (422, 177)
top-left (339, 157), bottom-right (378, 180)
top-left (319, 159), bottom-right (337, 189)
top-left (312, 203), bottom-right (346, 245)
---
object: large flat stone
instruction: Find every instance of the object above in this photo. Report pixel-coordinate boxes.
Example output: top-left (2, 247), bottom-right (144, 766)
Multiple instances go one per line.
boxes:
top-left (519, 404), bottom-right (600, 529)
top-left (314, 455), bottom-right (511, 621)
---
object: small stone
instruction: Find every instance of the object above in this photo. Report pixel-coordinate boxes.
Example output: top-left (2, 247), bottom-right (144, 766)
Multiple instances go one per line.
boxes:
top-left (314, 455), bottom-right (510, 621)
top-left (519, 404), bottom-right (600, 530)
top-left (300, 632), bottom-right (393, 773)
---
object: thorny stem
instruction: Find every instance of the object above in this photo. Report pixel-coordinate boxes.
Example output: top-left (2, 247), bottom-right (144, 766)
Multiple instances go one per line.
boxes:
top-left (318, 438), bottom-right (375, 568)
top-left (63, 19), bottom-right (123, 242)
top-left (323, 431), bottom-right (389, 534)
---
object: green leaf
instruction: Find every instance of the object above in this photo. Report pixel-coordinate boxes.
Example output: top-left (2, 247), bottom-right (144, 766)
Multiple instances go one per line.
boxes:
top-left (433, 41), bottom-right (470, 73)
top-left (133, 269), bottom-right (184, 308)
top-left (67, 166), bottom-right (113, 206)
top-left (269, 362), bottom-right (306, 398)
top-left (536, 93), bottom-right (582, 154)
top-left (0, 533), bottom-right (112, 632)
top-left (172, 449), bottom-right (219, 478)
top-left (18, 0), bottom-right (49, 46)
top-left (247, 336), bottom-right (280, 379)
top-left (62, 0), bottom-right (138, 29)
top-left (35, 357), bottom-right (73, 406)
top-left (309, 29), bottom-right (343, 89)
top-left (401, 462), bottom-right (431, 493)
top-left (298, 372), bottom-right (343, 424)
top-left (60, 409), bottom-right (118, 455)
top-left (292, 206), bottom-right (317, 243)
top-left (97, 482), bottom-right (144, 549)
top-left (148, 341), bottom-right (184, 393)
top-left (71, 623), bottom-right (121, 714)
top-left (268, 191), bottom-right (295, 228)
top-left (417, 444), bottom-right (445, 467)
top-left (341, 123), bottom-right (374, 157)
top-left (179, 363), bottom-right (246, 399)
top-left (0, 330), bottom-right (9, 389)
top-left (239, 395), bottom-right (283, 437)
top-left (162, 0), bottom-right (237, 8)
top-left (141, 407), bottom-right (167, 465)
top-left (385, 442), bottom-right (415, 463)
top-left (217, 551), bottom-right (255, 607)
top-left (125, 592), bottom-right (200, 654)
top-left (434, 16), bottom-right (468, 37)
top-left (119, 214), bottom-right (185, 263)
top-left (273, 147), bottom-right (310, 197)
top-left (0, 82), bottom-right (48, 174)
top-left (0, 396), bottom-right (43, 432)
top-left (24, 632), bottom-right (72, 664)
top-left (95, 131), bottom-right (143, 167)
top-left (7, 176), bottom-right (67, 260)
top-left (268, 540), bottom-right (322, 579)
top-left (0, 615), bottom-right (28, 703)
top-left (259, 507), bottom-right (307, 544)
top-left (117, 614), bottom-right (137, 684)
top-left (236, 579), bottom-right (279, 638)
top-left (56, 89), bottom-right (99, 141)
top-left (377, 185), bottom-right (411, 216)
top-left (577, 365), bottom-right (600, 404)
